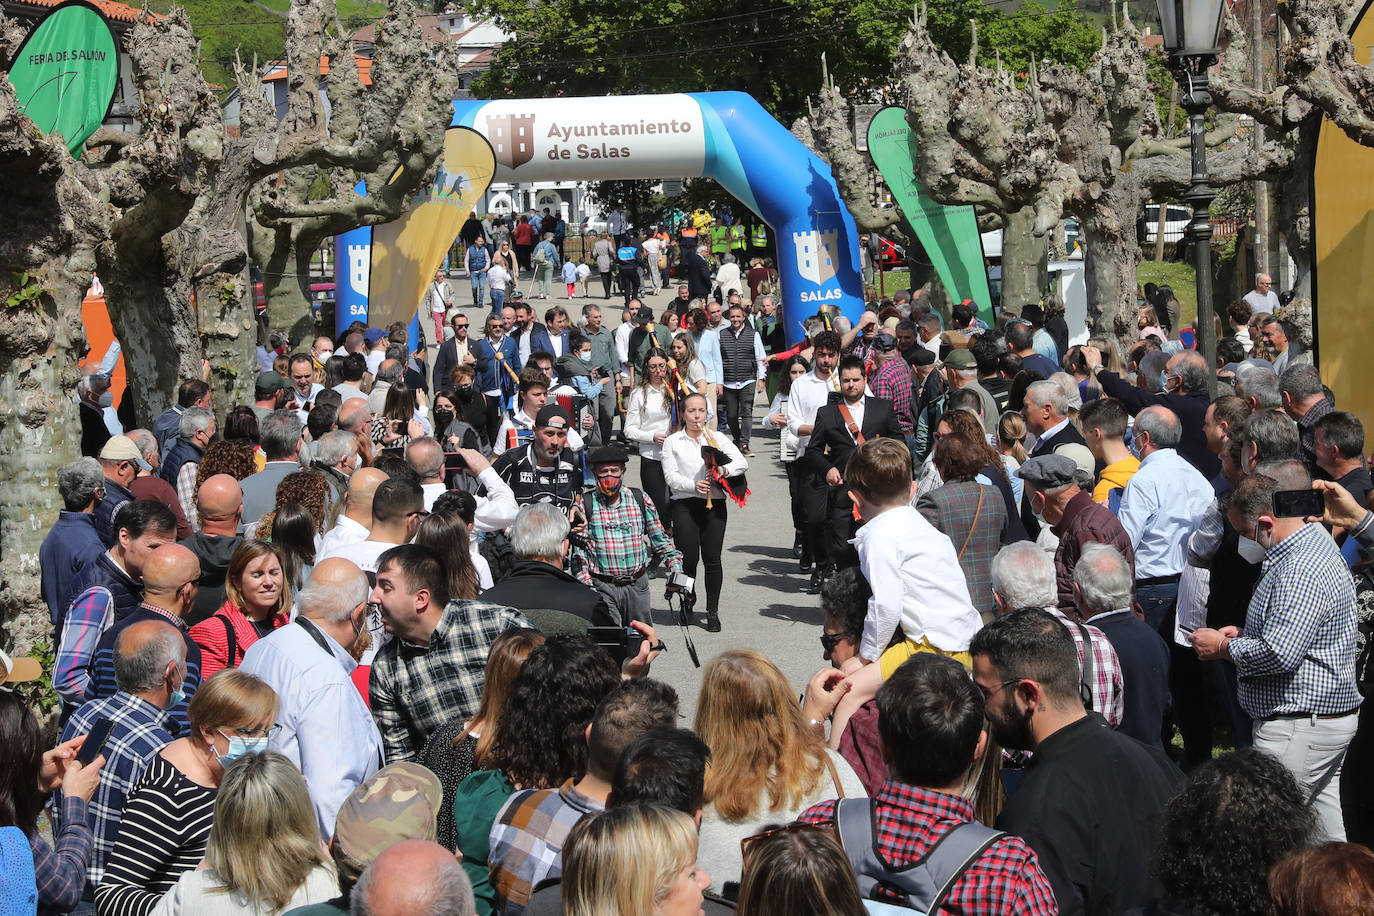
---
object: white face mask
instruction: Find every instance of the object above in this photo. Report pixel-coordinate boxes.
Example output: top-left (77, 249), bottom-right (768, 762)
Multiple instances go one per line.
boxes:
top-left (316, 349), bottom-right (333, 362)
top-left (1237, 534), bottom-right (1267, 564)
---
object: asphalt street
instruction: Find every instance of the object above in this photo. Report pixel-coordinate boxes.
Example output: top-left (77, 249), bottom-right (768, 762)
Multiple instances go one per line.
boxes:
top-left (442, 290), bottom-right (828, 723)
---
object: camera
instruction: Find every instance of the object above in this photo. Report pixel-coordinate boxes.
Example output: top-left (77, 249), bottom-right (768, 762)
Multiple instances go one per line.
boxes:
top-left (666, 572), bottom-right (695, 594)
top-left (587, 626), bottom-right (646, 664)
top-left (826, 390), bottom-right (843, 407)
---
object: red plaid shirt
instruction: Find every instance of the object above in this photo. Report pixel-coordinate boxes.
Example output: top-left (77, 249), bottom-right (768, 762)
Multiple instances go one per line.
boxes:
top-left (797, 782), bottom-right (1057, 915)
top-left (870, 357), bottom-right (916, 433)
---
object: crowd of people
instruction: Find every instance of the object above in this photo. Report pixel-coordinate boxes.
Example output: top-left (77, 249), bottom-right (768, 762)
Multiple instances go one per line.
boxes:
top-left (11, 271), bottom-right (1374, 916)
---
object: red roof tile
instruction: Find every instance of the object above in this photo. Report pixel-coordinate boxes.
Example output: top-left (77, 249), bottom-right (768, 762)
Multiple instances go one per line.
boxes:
top-left (6, 0), bottom-right (157, 24)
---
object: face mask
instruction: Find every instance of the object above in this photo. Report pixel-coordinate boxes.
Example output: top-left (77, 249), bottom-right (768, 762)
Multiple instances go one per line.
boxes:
top-left (1159, 371), bottom-right (1169, 391)
top-left (316, 349), bottom-right (333, 362)
top-left (597, 475), bottom-right (623, 497)
top-left (1237, 534), bottom-right (1267, 564)
top-left (98, 391), bottom-right (114, 408)
top-left (216, 731), bottom-right (269, 768)
top-left (352, 453), bottom-right (363, 471)
top-left (435, 408), bottom-right (455, 430)
top-left (1128, 436), bottom-right (1143, 460)
top-left (579, 351), bottom-right (592, 362)
top-left (456, 385), bottom-right (475, 401)
top-left (168, 679), bottom-right (187, 709)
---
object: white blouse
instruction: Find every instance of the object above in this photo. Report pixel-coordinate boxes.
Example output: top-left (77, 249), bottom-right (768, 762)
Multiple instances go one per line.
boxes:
top-left (625, 384), bottom-right (674, 461)
top-left (661, 428), bottom-right (749, 501)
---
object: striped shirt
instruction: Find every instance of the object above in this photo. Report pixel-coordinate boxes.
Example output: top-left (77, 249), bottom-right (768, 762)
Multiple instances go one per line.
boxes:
top-left (94, 754), bottom-right (216, 916)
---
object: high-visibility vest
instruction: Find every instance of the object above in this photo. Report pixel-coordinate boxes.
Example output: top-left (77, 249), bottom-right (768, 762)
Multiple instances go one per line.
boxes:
top-left (729, 225), bottom-right (746, 249)
top-left (711, 224), bottom-right (730, 253)
top-left (751, 224), bottom-right (767, 247)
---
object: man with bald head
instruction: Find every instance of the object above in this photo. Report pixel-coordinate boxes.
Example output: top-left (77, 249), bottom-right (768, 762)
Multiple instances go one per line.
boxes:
top-left (87, 544), bottom-right (204, 733)
top-left (1083, 345), bottom-right (1220, 479)
top-left (319, 467), bottom-right (387, 557)
top-left (351, 840), bottom-right (475, 916)
top-left (338, 397), bottom-right (375, 467)
top-left (57, 619), bottom-right (185, 891)
top-left (182, 474), bottom-right (245, 625)
top-left (241, 558), bottom-right (382, 839)
top-left (405, 437), bottom-right (447, 510)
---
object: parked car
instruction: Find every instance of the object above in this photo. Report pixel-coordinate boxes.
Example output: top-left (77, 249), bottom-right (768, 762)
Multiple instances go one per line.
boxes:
top-left (580, 218), bottom-right (610, 235)
top-left (1142, 203), bottom-right (1192, 243)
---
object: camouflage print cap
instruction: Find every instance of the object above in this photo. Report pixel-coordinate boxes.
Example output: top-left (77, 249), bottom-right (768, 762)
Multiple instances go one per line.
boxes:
top-left (333, 762), bottom-right (443, 877)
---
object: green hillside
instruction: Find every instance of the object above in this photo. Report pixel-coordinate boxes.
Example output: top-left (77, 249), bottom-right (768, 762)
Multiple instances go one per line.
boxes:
top-left (148, 0), bottom-right (387, 91)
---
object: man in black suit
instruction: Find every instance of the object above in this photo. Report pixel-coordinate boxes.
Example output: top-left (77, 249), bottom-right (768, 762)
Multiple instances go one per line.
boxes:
top-left (1021, 378), bottom-right (1086, 539)
top-left (801, 355), bottom-right (905, 590)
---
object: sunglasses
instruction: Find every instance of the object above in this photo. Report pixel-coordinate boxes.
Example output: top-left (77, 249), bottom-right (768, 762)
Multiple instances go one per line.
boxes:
top-left (819, 632), bottom-right (855, 653)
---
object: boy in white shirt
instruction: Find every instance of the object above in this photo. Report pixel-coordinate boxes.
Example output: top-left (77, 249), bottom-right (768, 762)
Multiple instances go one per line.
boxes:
top-left (824, 437), bottom-right (982, 748)
top-left (575, 260), bottom-right (592, 298)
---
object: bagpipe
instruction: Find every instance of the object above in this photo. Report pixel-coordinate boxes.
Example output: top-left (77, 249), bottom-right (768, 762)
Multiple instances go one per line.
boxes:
top-left (701, 426), bottom-right (750, 509)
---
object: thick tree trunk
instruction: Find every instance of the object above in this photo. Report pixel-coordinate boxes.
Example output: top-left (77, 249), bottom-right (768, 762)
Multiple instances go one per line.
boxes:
top-left (254, 225), bottom-right (317, 343)
top-left (1000, 206), bottom-right (1047, 312)
top-left (1078, 183), bottom-right (1145, 347)
top-left (1278, 121), bottom-right (1316, 347)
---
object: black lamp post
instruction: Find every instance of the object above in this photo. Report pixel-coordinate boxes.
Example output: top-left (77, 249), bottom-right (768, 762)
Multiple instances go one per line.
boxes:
top-left (1155, 0), bottom-right (1226, 395)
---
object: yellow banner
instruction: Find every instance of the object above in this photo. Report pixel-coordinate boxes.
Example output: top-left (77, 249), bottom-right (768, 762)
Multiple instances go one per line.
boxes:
top-left (1314, 10), bottom-right (1374, 431)
top-left (369, 127), bottom-right (496, 331)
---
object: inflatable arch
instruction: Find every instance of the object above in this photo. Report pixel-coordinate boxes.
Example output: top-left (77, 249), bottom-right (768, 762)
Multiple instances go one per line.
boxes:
top-left (335, 92), bottom-right (867, 338)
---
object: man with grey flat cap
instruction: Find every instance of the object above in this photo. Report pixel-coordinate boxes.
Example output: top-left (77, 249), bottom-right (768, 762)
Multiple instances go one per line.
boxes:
top-left (572, 445), bottom-right (684, 625)
top-left (1017, 454), bottom-right (1137, 619)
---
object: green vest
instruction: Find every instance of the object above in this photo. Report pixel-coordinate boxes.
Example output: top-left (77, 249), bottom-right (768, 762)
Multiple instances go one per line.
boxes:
top-left (751, 224), bottom-right (767, 247)
top-left (710, 224), bottom-right (730, 253)
top-left (729, 225), bottom-right (746, 249)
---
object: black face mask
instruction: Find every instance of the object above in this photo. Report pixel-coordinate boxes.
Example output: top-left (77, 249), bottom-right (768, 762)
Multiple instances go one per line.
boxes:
top-left (434, 408), bottom-right (456, 430)
top-left (455, 386), bottom-right (475, 402)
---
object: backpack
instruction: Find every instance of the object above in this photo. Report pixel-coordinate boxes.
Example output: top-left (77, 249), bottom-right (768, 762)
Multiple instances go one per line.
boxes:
top-left (479, 530), bottom-right (517, 584)
top-left (533, 245), bottom-right (549, 265)
top-left (834, 797), bottom-right (1004, 914)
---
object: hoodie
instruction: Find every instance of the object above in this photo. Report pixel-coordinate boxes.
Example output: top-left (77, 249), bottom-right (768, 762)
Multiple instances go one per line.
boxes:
top-left (181, 533), bottom-right (244, 627)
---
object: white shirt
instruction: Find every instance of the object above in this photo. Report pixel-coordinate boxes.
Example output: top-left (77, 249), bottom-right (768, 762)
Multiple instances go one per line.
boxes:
top-left (661, 429), bottom-right (748, 501)
top-left (488, 264), bottom-right (511, 292)
top-left (625, 384), bottom-right (673, 461)
top-left (786, 370), bottom-right (839, 456)
top-left (494, 409), bottom-right (584, 455)
top-left (317, 514), bottom-right (369, 558)
top-left (642, 237), bottom-right (662, 260)
top-left (854, 506), bottom-right (981, 661)
top-left (421, 481), bottom-right (447, 511)
top-left (921, 335), bottom-right (941, 355)
top-left (1118, 448), bottom-right (1214, 578)
top-left (1243, 288), bottom-right (1280, 315)
top-left (239, 621), bottom-right (381, 838)
top-left (426, 280), bottom-right (449, 316)
top-left (471, 466), bottom-right (520, 533)
top-left (613, 322), bottom-right (633, 378)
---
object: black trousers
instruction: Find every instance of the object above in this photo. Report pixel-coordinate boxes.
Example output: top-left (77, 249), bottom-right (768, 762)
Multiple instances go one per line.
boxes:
top-left (784, 460), bottom-right (805, 533)
top-left (639, 458), bottom-right (671, 536)
top-left (620, 268), bottom-right (642, 305)
top-left (601, 270), bottom-right (614, 299)
top-left (801, 474), bottom-right (856, 568)
top-left (481, 395), bottom-right (503, 448)
top-left (721, 384), bottom-right (756, 448)
top-left (671, 497), bottom-right (727, 613)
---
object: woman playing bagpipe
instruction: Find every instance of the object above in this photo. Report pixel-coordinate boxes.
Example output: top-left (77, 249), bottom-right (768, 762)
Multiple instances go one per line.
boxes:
top-left (661, 392), bottom-right (749, 633)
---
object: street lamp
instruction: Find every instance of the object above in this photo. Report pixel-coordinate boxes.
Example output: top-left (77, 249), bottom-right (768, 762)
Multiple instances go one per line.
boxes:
top-left (1155, 0), bottom-right (1226, 396)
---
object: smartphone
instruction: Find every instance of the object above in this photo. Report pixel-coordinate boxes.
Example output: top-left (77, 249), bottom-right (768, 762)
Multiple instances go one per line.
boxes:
top-left (1178, 624), bottom-right (1197, 635)
top-left (1272, 488), bottom-right (1324, 519)
top-left (76, 717), bottom-right (115, 766)
top-left (443, 451), bottom-right (467, 474)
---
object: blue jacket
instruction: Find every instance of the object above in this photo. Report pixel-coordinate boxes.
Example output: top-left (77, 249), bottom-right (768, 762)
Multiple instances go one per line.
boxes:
top-left (92, 478), bottom-right (134, 548)
top-left (530, 329), bottom-right (569, 365)
top-left (160, 438), bottom-right (203, 487)
top-left (533, 240), bottom-right (560, 269)
top-left (692, 329), bottom-right (723, 385)
top-left (151, 406), bottom-right (182, 456)
top-left (472, 335), bottom-right (522, 395)
top-left (40, 512), bottom-right (106, 626)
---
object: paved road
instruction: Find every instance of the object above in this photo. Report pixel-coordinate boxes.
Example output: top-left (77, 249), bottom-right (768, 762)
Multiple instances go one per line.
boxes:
top-left (436, 292), bottom-right (828, 723)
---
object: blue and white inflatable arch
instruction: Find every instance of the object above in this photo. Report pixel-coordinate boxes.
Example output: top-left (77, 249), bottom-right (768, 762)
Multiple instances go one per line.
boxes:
top-left (450, 91), bottom-right (866, 332)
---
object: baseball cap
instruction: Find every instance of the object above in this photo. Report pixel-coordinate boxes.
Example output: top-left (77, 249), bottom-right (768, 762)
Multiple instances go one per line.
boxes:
top-left (99, 435), bottom-right (152, 471)
top-left (332, 762), bottom-right (442, 879)
top-left (534, 404), bottom-right (571, 429)
top-left (363, 328), bottom-right (388, 344)
top-left (1016, 454), bottom-right (1077, 489)
top-left (943, 348), bottom-right (976, 370)
top-left (255, 370), bottom-right (291, 395)
top-left (0, 648), bottom-right (41, 684)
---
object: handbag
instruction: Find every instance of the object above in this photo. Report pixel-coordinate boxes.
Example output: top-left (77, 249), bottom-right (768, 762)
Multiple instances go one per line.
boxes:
top-left (657, 254), bottom-right (668, 269)
top-left (956, 487), bottom-right (984, 560)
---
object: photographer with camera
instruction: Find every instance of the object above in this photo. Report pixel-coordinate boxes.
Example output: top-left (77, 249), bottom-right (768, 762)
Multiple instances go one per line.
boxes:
top-left (570, 446), bottom-right (684, 626)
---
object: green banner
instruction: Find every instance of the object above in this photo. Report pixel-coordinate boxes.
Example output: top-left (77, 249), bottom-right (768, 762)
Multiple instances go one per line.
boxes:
top-left (866, 106), bottom-right (993, 322)
top-left (7, 1), bottom-right (119, 155)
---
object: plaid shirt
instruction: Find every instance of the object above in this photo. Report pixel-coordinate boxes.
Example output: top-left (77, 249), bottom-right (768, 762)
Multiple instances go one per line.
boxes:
top-left (1231, 523), bottom-right (1362, 718)
top-left (175, 462), bottom-right (198, 528)
top-left (369, 599), bottom-right (531, 763)
top-left (870, 357), bottom-right (916, 433)
top-left (32, 795), bottom-right (94, 913)
top-left (1297, 397), bottom-right (1333, 470)
top-left (1046, 607), bottom-right (1125, 728)
top-left (574, 487), bottom-right (682, 582)
top-left (55, 692), bottom-right (174, 890)
top-left (488, 780), bottom-right (605, 915)
top-left (55, 583), bottom-right (116, 711)
top-left (797, 782), bottom-right (1057, 915)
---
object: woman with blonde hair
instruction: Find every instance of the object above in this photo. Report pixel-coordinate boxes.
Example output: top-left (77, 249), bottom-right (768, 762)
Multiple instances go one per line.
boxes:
top-left (98, 671), bottom-right (280, 916)
top-left (189, 540), bottom-right (291, 679)
top-left (419, 628), bottom-right (544, 850)
top-left (996, 410), bottom-right (1029, 506)
top-left (149, 751), bottom-right (335, 914)
top-left (693, 649), bottom-right (866, 890)
top-left (562, 804), bottom-right (709, 916)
